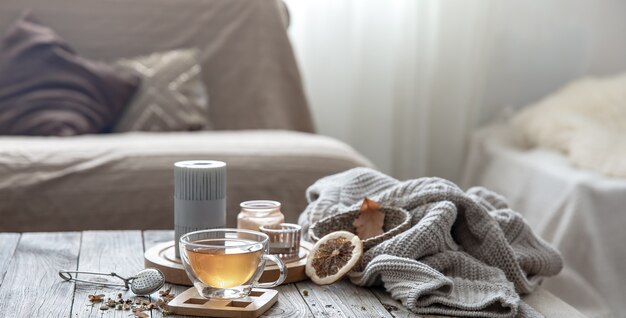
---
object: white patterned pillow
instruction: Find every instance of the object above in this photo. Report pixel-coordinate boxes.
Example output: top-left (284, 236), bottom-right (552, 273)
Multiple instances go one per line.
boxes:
top-left (112, 49), bottom-right (211, 132)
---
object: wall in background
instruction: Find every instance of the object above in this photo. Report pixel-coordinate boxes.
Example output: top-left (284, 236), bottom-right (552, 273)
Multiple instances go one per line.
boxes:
top-left (284, 0), bottom-right (626, 183)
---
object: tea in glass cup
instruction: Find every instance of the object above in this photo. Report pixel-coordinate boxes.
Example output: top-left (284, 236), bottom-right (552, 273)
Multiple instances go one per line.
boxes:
top-left (180, 229), bottom-right (286, 299)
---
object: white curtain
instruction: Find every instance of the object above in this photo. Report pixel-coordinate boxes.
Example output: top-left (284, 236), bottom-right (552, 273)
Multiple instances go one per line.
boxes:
top-left (284, 0), bottom-right (626, 183)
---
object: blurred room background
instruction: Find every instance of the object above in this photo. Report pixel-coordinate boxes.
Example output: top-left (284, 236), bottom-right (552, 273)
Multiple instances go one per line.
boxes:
top-left (285, 0), bottom-right (626, 183)
top-left (1, 0), bottom-right (624, 316)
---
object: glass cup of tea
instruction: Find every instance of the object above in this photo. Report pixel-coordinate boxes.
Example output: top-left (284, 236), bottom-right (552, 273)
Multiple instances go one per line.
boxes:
top-left (179, 228), bottom-right (287, 299)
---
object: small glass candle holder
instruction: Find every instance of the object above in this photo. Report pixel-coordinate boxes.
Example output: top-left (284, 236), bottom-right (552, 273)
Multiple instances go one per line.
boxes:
top-left (259, 223), bottom-right (301, 262)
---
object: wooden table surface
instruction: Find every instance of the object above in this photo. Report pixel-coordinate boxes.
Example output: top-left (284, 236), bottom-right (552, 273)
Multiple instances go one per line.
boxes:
top-left (0, 231), bottom-right (584, 318)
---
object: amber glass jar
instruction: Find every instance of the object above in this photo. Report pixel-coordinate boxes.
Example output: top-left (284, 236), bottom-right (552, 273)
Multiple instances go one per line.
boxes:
top-left (237, 200), bottom-right (285, 232)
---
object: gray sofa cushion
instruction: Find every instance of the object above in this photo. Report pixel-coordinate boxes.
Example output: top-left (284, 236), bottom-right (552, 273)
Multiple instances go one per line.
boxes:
top-left (0, 0), bottom-right (313, 132)
top-left (0, 13), bottom-right (140, 136)
top-left (0, 130), bottom-right (372, 231)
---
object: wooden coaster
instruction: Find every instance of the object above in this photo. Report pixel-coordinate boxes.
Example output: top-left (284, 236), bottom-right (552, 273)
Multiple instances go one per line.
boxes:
top-left (167, 287), bottom-right (278, 318)
top-left (144, 240), bottom-right (312, 286)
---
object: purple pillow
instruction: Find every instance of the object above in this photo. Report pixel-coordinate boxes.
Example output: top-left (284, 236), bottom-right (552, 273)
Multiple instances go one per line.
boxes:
top-left (0, 13), bottom-right (140, 136)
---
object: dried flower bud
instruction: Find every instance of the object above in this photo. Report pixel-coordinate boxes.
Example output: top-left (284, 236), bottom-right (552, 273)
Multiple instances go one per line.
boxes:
top-left (88, 294), bottom-right (105, 303)
top-left (159, 288), bottom-right (171, 297)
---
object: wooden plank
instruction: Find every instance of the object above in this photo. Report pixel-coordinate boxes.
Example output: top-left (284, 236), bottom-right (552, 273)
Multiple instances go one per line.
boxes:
top-left (0, 233), bottom-right (20, 285)
top-left (261, 284), bottom-right (314, 318)
top-left (295, 279), bottom-right (394, 318)
top-left (143, 230), bottom-right (314, 318)
top-left (369, 287), bottom-right (425, 318)
top-left (143, 230), bottom-right (174, 251)
top-left (71, 231), bottom-right (148, 318)
top-left (0, 232), bottom-right (80, 318)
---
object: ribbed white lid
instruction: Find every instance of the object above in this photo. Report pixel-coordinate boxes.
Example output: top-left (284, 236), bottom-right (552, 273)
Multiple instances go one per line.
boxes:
top-left (174, 160), bottom-right (226, 200)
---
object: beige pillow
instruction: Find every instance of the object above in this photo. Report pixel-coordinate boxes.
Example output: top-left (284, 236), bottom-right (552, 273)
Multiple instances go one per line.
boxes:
top-left (113, 49), bottom-right (211, 132)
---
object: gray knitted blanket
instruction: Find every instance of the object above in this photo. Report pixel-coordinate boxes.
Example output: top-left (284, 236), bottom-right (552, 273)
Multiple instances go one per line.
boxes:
top-left (298, 168), bottom-right (563, 318)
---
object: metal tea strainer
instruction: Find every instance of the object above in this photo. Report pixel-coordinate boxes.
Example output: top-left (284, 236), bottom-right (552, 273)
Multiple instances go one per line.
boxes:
top-left (58, 268), bottom-right (165, 296)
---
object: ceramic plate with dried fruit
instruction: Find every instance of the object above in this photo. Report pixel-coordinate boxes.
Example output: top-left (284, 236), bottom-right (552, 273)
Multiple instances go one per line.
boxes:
top-left (305, 231), bottom-right (363, 285)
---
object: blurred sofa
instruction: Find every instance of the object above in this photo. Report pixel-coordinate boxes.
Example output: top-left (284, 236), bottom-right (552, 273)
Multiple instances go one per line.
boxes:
top-left (0, 0), bottom-right (372, 231)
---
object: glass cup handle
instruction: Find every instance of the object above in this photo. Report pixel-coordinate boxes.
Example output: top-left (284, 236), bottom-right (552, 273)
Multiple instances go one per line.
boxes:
top-left (255, 254), bottom-right (287, 288)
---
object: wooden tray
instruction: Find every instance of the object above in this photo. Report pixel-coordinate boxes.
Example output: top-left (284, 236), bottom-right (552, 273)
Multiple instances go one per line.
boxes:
top-left (144, 240), bottom-right (312, 286)
top-left (167, 287), bottom-right (278, 318)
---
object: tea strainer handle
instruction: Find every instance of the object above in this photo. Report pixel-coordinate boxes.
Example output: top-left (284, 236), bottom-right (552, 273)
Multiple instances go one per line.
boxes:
top-left (255, 254), bottom-right (286, 288)
top-left (58, 270), bottom-right (131, 289)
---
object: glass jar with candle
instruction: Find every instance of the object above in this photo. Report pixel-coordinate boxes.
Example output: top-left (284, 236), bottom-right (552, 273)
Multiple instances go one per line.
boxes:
top-left (237, 200), bottom-right (285, 232)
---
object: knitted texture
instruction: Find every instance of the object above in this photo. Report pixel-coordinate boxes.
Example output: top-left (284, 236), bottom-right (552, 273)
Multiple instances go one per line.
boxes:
top-left (298, 168), bottom-right (563, 318)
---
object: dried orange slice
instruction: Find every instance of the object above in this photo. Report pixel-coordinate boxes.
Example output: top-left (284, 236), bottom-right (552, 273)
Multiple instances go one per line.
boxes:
top-left (305, 231), bottom-right (363, 285)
